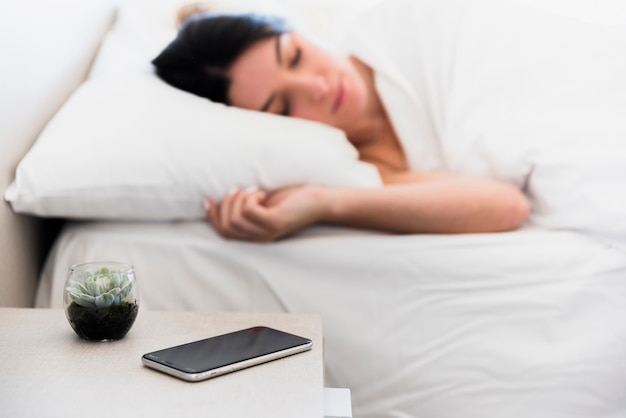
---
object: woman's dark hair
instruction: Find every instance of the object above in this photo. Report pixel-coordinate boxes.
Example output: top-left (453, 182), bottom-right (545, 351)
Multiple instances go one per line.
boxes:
top-left (152, 13), bottom-right (289, 105)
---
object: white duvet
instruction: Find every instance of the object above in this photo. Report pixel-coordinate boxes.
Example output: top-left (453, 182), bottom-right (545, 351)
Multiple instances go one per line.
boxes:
top-left (347, 0), bottom-right (626, 249)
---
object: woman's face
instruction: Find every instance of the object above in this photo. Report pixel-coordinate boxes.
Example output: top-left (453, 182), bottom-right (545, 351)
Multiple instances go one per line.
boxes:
top-left (227, 32), bottom-right (372, 138)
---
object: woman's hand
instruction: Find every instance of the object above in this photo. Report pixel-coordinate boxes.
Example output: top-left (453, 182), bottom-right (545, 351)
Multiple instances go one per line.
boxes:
top-left (205, 186), bottom-right (328, 242)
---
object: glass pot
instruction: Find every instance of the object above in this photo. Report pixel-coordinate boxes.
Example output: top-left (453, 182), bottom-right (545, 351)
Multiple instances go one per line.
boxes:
top-left (63, 262), bottom-right (139, 342)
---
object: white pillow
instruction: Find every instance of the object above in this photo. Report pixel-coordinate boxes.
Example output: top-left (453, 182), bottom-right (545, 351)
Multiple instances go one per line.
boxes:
top-left (4, 73), bottom-right (381, 220)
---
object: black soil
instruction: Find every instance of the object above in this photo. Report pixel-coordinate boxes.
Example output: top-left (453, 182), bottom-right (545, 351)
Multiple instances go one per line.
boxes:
top-left (67, 301), bottom-right (138, 341)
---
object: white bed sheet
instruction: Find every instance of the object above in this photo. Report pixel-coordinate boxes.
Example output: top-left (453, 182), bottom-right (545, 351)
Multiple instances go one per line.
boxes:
top-left (37, 222), bottom-right (626, 418)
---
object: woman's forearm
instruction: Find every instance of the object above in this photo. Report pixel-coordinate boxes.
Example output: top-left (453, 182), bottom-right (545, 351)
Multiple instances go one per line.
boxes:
top-left (206, 175), bottom-right (530, 242)
top-left (318, 178), bottom-right (530, 234)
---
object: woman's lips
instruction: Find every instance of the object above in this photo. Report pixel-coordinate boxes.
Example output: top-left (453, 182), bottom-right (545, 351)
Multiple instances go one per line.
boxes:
top-left (332, 81), bottom-right (345, 114)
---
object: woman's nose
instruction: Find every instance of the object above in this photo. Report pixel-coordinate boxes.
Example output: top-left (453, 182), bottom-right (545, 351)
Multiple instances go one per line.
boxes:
top-left (309, 76), bottom-right (330, 101)
top-left (291, 74), bottom-right (329, 101)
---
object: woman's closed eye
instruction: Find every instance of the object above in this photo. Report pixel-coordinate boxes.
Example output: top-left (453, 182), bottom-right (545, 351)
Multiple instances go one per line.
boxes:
top-left (289, 47), bottom-right (302, 68)
top-left (280, 48), bottom-right (302, 115)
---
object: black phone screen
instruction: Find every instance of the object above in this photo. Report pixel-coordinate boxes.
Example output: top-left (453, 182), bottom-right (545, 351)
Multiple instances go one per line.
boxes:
top-left (143, 326), bottom-right (312, 373)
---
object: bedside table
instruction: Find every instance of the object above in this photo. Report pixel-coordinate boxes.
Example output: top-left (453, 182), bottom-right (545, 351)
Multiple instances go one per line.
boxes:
top-left (0, 308), bottom-right (350, 417)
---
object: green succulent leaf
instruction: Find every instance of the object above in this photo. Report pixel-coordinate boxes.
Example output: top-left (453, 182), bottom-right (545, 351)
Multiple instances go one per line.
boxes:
top-left (95, 292), bottom-right (115, 308)
top-left (85, 275), bottom-right (99, 295)
top-left (119, 281), bottom-right (132, 299)
top-left (110, 271), bottom-right (122, 289)
top-left (66, 266), bottom-right (134, 309)
top-left (68, 291), bottom-right (97, 309)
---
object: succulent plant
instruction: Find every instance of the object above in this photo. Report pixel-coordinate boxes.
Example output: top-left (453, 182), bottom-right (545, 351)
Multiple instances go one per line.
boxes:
top-left (66, 267), bottom-right (134, 309)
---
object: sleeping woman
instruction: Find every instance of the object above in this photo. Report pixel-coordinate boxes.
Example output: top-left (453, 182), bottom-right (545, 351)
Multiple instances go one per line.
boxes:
top-left (151, 3), bottom-right (531, 242)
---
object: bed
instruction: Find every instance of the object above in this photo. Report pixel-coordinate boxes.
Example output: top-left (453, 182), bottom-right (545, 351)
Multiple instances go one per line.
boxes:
top-left (5, 0), bottom-right (626, 417)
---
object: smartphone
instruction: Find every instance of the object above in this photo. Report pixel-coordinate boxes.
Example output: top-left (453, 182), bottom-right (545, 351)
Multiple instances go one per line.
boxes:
top-left (141, 326), bottom-right (313, 382)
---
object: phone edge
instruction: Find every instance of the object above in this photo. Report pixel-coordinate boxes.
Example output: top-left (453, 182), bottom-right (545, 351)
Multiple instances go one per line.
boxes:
top-left (141, 340), bottom-right (313, 382)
